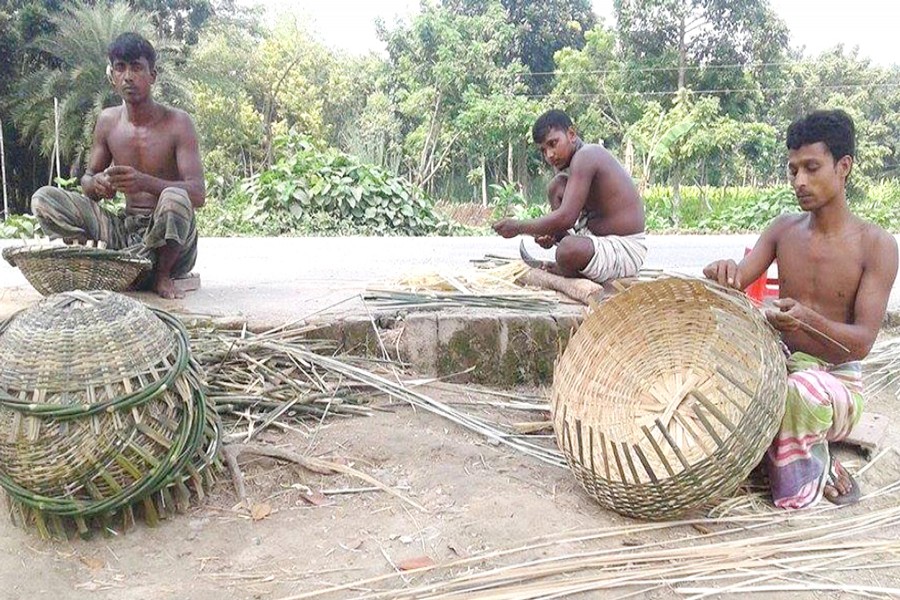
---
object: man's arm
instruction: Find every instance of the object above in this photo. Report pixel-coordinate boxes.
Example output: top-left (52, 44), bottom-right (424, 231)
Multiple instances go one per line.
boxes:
top-left (80, 111), bottom-right (116, 200)
top-left (768, 231), bottom-right (899, 363)
top-left (703, 215), bottom-right (794, 289)
top-left (494, 151), bottom-right (593, 238)
top-left (106, 112), bottom-right (206, 208)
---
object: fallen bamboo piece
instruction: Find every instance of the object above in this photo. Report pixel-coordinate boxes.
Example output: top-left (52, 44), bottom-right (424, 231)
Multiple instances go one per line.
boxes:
top-left (515, 267), bottom-right (604, 305)
top-left (222, 443), bottom-right (427, 513)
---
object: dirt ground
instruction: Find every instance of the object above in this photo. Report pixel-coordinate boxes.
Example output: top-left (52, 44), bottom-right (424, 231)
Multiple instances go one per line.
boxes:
top-left (1, 372), bottom-right (900, 599)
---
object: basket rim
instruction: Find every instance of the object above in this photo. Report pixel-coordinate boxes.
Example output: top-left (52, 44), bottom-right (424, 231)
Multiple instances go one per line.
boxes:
top-left (2, 244), bottom-right (152, 268)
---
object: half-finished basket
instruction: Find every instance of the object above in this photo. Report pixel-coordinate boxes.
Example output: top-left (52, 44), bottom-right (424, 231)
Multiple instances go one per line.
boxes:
top-left (0, 290), bottom-right (220, 538)
top-left (552, 277), bottom-right (787, 520)
top-left (2, 244), bottom-right (151, 295)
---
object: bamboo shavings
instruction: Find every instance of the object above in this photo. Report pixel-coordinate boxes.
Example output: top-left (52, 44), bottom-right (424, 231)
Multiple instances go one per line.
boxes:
top-left (387, 261), bottom-right (536, 295)
top-left (280, 474), bottom-right (900, 600)
top-left (864, 335), bottom-right (900, 398)
top-left (366, 260), bottom-right (561, 312)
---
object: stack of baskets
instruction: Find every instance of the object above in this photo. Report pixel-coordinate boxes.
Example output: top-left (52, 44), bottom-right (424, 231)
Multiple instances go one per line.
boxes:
top-left (2, 243), bottom-right (151, 295)
top-left (0, 290), bottom-right (220, 538)
top-left (552, 277), bottom-right (787, 520)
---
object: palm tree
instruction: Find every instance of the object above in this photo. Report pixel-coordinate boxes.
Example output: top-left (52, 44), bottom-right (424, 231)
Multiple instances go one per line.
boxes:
top-left (10, 1), bottom-right (190, 174)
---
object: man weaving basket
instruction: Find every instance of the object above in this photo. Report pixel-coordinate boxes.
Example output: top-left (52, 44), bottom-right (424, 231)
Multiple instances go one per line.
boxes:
top-left (704, 110), bottom-right (898, 508)
top-left (30, 32), bottom-right (204, 299)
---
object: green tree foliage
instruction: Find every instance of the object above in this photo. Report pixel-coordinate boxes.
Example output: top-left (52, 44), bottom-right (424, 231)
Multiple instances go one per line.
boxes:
top-left (378, 3), bottom-right (531, 194)
top-left (614, 0), bottom-right (790, 116)
top-left (443, 0), bottom-right (596, 93)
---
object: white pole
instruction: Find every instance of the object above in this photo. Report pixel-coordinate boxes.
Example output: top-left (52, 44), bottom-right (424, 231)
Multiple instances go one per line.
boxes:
top-left (0, 117), bottom-right (8, 221)
top-left (53, 97), bottom-right (61, 184)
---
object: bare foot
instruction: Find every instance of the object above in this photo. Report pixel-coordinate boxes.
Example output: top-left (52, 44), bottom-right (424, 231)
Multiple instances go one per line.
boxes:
top-left (154, 275), bottom-right (184, 299)
top-left (823, 459), bottom-right (859, 504)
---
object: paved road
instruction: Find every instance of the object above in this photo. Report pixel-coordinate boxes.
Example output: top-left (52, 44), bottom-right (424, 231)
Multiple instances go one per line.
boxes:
top-left (2, 235), bottom-right (897, 325)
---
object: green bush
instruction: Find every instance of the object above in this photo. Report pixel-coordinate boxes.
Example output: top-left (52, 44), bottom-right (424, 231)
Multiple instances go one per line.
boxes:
top-left (853, 180), bottom-right (900, 229)
top-left (238, 130), bottom-right (443, 236)
top-left (0, 215), bottom-right (41, 239)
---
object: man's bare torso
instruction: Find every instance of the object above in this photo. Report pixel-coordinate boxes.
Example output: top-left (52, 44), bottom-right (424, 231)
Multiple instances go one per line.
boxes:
top-left (776, 213), bottom-right (873, 354)
top-left (102, 104), bottom-right (182, 214)
top-left (572, 144), bottom-right (645, 236)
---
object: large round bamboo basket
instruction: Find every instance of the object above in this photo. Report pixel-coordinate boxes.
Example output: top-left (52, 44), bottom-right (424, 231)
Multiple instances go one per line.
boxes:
top-left (2, 244), bottom-right (151, 295)
top-left (0, 291), bottom-right (220, 538)
top-left (551, 277), bottom-right (787, 520)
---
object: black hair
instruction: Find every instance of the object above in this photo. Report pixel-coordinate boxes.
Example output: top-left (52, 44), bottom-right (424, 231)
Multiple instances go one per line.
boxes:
top-left (532, 109), bottom-right (573, 143)
top-left (108, 32), bottom-right (156, 70)
top-left (786, 109), bottom-right (855, 162)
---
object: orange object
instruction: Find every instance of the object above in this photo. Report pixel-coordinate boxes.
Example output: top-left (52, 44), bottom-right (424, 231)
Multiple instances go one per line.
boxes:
top-left (743, 247), bottom-right (779, 303)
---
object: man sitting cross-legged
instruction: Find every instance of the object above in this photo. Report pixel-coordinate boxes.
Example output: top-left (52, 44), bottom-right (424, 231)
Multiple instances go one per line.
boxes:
top-left (31, 32), bottom-right (205, 299)
top-left (704, 109), bottom-right (898, 508)
top-left (492, 110), bottom-right (647, 283)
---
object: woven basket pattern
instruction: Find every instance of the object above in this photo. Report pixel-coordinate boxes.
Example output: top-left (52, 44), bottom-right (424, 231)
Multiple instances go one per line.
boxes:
top-left (551, 277), bottom-right (787, 520)
top-left (2, 245), bottom-right (151, 296)
top-left (0, 291), bottom-right (219, 532)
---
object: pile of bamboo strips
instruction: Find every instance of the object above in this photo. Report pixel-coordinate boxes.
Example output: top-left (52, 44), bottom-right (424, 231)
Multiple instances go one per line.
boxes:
top-left (281, 467), bottom-right (900, 599)
top-left (189, 325), bottom-right (563, 464)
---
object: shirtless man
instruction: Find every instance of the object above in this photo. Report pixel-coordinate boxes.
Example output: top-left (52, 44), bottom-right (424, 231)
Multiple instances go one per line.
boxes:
top-left (493, 110), bottom-right (646, 282)
top-left (704, 110), bottom-right (898, 508)
top-left (31, 32), bottom-right (205, 299)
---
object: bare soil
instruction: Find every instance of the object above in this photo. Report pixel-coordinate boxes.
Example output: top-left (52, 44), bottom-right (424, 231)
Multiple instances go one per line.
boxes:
top-left (1, 377), bottom-right (900, 600)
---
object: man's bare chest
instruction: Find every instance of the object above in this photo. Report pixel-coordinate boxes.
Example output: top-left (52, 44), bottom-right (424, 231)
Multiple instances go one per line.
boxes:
top-left (777, 237), bottom-right (863, 316)
top-left (108, 126), bottom-right (176, 171)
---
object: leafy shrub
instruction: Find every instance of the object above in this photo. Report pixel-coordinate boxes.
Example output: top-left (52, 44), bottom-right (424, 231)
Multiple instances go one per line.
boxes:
top-left (0, 215), bottom-right (41, 239)
top-left (645, 186), bottom-right (798, 233)
top-left (853, 180), bottom-right (900, 229)
top-left (240, 131), bottom-right (442, 236)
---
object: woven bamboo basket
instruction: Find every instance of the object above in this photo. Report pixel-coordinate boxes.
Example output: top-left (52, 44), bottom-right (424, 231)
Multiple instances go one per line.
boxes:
top-left (2, 244), bottom-right (151, 295)
top-left (0, 291), bottom-right (220, 538)
top-left (551, 277), bottom-right (787, 520)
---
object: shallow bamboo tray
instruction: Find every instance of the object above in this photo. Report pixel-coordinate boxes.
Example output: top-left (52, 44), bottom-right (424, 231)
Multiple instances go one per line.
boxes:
top-left (2, 244), bottom-right (151, 295)
top-left (0, 291), bottom-right (219, 538)
top-left (551, 277), bottom-right (787, 520)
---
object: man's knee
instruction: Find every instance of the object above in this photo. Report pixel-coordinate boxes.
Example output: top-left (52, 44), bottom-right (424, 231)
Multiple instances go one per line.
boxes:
top-left (556, 237), bottom-right (593, 272)
top-left (157, 187), bottom-right (193, 215)
top-left (31, 185), bottom-right (63, 216)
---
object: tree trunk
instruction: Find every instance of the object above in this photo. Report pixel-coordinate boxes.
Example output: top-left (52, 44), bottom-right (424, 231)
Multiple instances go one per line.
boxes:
top-left (671, 165), bottom-right (683, 227)
top-left (481, 156), bottom-right (488, 207)
top-left (507, 139), bottom-right (514, 183)
top-left (678, 11), bottom-right (687, 90)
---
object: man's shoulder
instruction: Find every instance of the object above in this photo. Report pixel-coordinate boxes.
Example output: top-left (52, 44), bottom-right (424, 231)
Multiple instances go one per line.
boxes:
top-left (769, 212), bottom-right (807, 234)
top-left (160, 105), bottom-right (196, 126)
top-left (96, 105), bottom-right (123, 126)
top-left (570, 143), bottom-right (614, 171)
top-left (858, 217), bottom-right (898, 255)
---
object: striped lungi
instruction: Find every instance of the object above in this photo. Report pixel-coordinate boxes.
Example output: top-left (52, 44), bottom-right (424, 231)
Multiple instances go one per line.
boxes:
top-left (30, 185), bottom-right (197, 278)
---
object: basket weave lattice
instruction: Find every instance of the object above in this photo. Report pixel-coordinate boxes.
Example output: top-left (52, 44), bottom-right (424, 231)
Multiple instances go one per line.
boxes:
top-left (0, 291), bottom-right (219, 537)
top-left (2, 244), bottom-right (151, 295)
top-left (551, 277), bottom-right (787, 520)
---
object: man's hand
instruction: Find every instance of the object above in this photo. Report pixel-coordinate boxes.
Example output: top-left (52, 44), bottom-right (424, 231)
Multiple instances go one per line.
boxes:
top-left (493, 218), bottom-right (521, 239)
top-left (535, 235), bottom-right (556, 249)
top-left (765, 298), bottom-right (812, 332)
top-left (105, 165), bottom-right (147, 195)
top-left (703, 259), bottom-right (742, 290)
top-left (89, 171), bottom-right (117, 199)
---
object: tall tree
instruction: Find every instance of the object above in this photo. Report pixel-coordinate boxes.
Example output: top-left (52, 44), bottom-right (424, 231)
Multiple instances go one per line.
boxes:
top-left (378, 3), bottom-right (529, 191)
top-left (443, 0), bottom-right (596, 93)
top-left (614, 0), bottom-right (789, 116)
